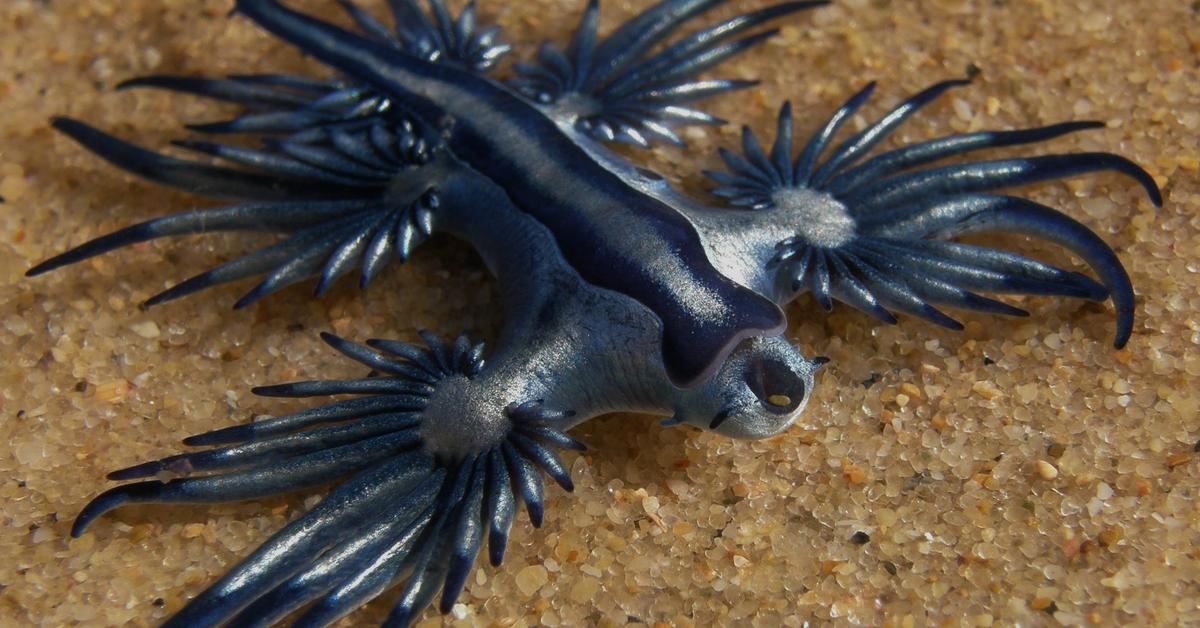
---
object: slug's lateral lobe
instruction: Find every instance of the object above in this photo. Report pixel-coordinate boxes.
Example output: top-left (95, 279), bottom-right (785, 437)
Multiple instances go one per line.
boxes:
top-left (687, 79), bottom-right (1159, 349)
top-left (235, 0), bottom-right (786, 387)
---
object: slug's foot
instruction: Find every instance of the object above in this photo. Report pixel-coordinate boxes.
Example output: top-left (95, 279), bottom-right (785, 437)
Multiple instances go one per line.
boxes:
top-left (72, 331), bottom-right (583, 627)
top-left (708, 78), bottom-right (1162, 348)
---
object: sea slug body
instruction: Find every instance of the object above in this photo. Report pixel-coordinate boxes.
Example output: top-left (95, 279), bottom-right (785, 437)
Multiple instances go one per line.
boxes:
top-left (27, 0), bottom-right (1161, 625)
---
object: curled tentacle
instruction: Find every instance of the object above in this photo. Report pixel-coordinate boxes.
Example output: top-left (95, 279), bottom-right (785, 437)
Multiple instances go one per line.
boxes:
top-left (230, 486), bottom-right (440, 627)
top-left (792, 82), bottom-right (875, 184)
top-left (25, 198), bottom-right (372, 277)
top-left (810, 78), bottom-right (972, 186)
top-left (118, 74), bottom-right (331, 107)
top-left (847, 152), bottom-right (1163, 212)
top-left (47, 117), bottom-right (363, 201)
top-left (885, 194), bottom-right (1137, 347)
top-left (827, 120), bottom-right (1107, 195)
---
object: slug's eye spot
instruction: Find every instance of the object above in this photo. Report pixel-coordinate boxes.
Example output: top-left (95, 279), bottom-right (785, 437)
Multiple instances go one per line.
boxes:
top-left (745, 357), bottom-right (805, 415)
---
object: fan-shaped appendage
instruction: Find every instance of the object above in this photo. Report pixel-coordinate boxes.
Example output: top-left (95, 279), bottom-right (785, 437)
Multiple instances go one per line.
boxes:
top-left (73, 332), bottom-right (584, 627)
top-left (705, 79), bottom-right (1162, 348)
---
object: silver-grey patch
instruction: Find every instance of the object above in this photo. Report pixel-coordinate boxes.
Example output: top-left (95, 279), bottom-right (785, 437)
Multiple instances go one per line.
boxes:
top-left (771, 187), bottom-right (856, 248)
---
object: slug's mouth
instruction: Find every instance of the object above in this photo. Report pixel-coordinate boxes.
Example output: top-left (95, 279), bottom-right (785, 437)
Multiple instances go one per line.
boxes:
top-left (744, 357), bottom-right (806, 415)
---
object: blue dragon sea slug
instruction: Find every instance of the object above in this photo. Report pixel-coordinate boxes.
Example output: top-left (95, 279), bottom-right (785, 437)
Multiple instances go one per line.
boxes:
top-left (28, 0), bottom-right (1161, 625)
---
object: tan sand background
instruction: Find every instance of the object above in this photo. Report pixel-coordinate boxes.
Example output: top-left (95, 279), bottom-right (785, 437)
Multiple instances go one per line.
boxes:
top-left (2, 0), bottom-right (1197, 625)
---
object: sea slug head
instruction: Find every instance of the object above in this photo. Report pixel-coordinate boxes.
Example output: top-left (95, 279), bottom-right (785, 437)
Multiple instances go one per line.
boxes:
top-left (672, 335), bottom-right (827, 440)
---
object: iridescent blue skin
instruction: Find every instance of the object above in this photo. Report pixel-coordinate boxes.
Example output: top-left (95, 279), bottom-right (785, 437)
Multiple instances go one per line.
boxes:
top-left (28, 0), bottom-right (1161, 625)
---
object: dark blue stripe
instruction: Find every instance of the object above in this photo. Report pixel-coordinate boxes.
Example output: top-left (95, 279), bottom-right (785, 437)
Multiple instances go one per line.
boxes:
top-left (238, 1), bottom-right (785, 385)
